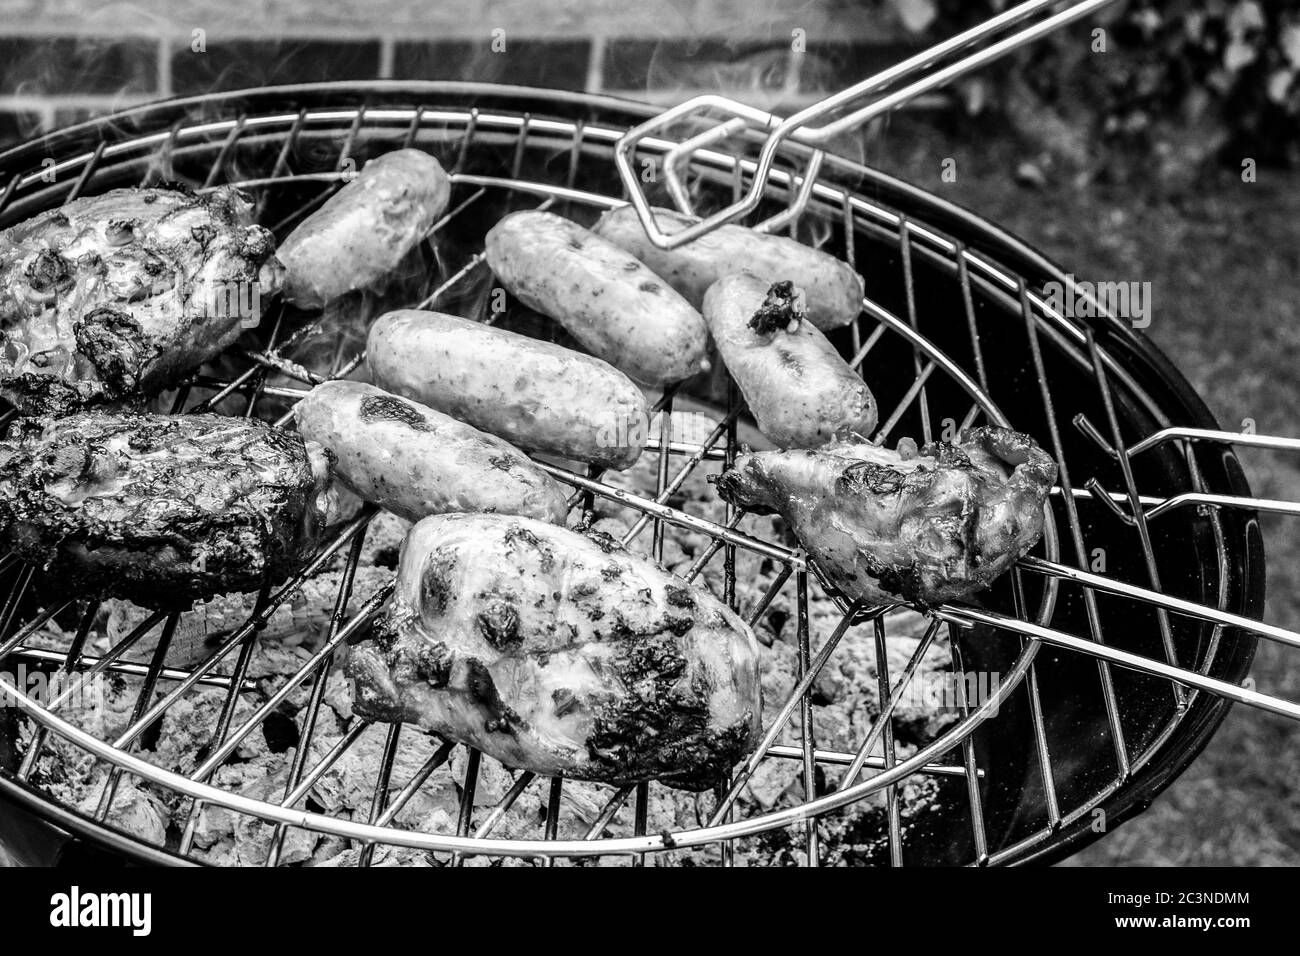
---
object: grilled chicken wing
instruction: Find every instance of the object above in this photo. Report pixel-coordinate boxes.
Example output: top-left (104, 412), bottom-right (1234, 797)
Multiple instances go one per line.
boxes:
top-left (0, 412), bottom-right (332, 607)
top-left (0, 186), bottom-right (282, 416)
top-left (348, 513), bottom-right (763, 790)
top-left (715, 427), bottom-right (1057, 607)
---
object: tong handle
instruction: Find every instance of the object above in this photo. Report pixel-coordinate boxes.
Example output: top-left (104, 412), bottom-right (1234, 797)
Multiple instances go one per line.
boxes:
top-left (615, 0), bottom-right (1122, 250)
top-left (785, 0), bottom-right (1119, 146)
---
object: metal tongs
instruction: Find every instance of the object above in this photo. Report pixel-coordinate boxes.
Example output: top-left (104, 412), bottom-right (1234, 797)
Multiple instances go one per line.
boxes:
top-left (615, 0), bottom-right (1120, 249)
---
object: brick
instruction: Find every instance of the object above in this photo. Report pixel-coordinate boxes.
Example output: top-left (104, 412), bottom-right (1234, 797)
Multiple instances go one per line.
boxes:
top-left (393, 38), bottom-right (591, 91)
top-left (699, 0), bottom-right (910, 41)
top-left (603, 37), bottom-right (792, 94)
top-left (7, 0), bottom-right (911, 41)
top-left (171, 39), bottom-right (381, 95)
top-left (0, 37), bottom-right (157, 96)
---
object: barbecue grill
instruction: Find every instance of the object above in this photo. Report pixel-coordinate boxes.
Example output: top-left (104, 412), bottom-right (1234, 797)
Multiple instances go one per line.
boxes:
top-left (0, 72), bottom-right (1293, 866)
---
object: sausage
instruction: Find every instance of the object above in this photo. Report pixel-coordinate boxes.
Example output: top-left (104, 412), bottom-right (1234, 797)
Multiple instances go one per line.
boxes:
top-left (278, 149), bottom-right (450, 308)
top-left (703, 273), bottom-right (876, 449)
top-left (293, 380), bottom-right (568, 524)
top-left (368, 309), bottom-right (649, 470)
top-left (484, 210), bottom-right (709, 387)
top-left (592, 204), bottom-right (864, 330)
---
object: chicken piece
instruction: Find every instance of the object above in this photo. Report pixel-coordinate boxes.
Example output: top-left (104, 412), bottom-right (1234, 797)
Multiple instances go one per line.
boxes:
top-left (348, 513), bottom-right (763, 790)
top-left (0, 185), bottom-right (282, 416)
top-left (715, 426), bottom-right (1057, 607)
top-left (0, 411), bottom-right (332, 607)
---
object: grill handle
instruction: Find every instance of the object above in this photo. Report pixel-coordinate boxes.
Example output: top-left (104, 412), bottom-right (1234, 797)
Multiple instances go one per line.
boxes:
top-left (1072, 422), bottom-right (1300, 522)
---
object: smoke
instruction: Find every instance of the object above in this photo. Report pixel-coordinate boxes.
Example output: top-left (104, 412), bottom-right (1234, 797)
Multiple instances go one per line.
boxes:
top-left (643, 39), bottom-right (794, 113)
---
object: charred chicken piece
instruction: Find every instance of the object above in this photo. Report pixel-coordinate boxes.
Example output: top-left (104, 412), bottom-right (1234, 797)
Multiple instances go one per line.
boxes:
top-left (715, 426), bottom-right (1057, 607)
top-left (0, 186), bottom-right (282, 416)
top-left (348, 513), bottom-right (763, 790)
top-left (0, 412), bottom-right (332, 607)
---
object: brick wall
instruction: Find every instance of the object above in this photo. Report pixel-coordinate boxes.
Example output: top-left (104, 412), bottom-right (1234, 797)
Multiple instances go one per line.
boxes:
top-left (0, 0), bottom-right (928, 148)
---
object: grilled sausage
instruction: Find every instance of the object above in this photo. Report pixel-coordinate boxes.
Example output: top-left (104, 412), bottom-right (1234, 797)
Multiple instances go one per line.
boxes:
top-left (593, 204), bottom-right (864, 330)
top-left (703, 273), bottom-right (876, 448)
top-left (293, 380), bottom-right (568, 525)
top-left (484, 210), bottom-right (709, 387)
top-left (368, 309), bottom-right (648, 470)
top-left (278, 149), bottom-right (450, 308)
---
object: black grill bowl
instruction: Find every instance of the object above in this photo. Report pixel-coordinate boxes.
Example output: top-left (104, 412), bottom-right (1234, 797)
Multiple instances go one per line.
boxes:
top-left (0, 83), bottom-right (1264, 866)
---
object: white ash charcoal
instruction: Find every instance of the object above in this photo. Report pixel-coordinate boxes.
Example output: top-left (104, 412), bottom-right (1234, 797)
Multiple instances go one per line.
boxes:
top-left (743, 760), bottom-right (803, 811)
top-left (247, 640), bottom-right (313, 682)
top-left (458, 851), bottom-right (538, 867)
top-left (306, 722), bottom-right (448, 815)
top-left (48, 672), bottom-right (142, 743)
top-left (656, 534), bottom-right (695, 570)
top-left (385, 772), bottom-right (460, 831)
top-left (749, 597), bottom-right (791, 648)
top-left (311, 844), bottom-right (434, 867)
top-left (449, 748), bottom-right (519, 809)
top-left (298, 698), bottom-right (343, 741)
top-left (307, 833), bottom-right (349, 866)
top-left (554, 781), bottom-right (606, 830)
top-left (408, 807), bottom-right (457, 839)
top-left (190, 753), bottom-right (309, 866)
top-left (192, 812), bottom-right (315, 868)
top-left (18, 616), bottom-right (74, 652)
top-left (146, 687), bottom-right (263, 774)
top-left (812, 658), bottom-right (846, 704)
top-left (30, 735), bottom-right (104, 811)
top-left (76, 778), bottom-right (167, 847)
top-left (102, 562), bottom-right (395, 674)
top-left (358, 510), bottom-right (412, 567)
top-left (322, 669), bottom-right (354, 722)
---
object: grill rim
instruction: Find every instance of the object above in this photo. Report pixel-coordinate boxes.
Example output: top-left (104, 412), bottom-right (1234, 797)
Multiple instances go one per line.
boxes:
top-left (0, 81), bottom-right (1264, 866)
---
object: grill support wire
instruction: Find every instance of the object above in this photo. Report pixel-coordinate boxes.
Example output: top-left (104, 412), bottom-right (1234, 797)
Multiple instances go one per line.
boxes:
top-left (0, 87), bottom-right (1290, 866)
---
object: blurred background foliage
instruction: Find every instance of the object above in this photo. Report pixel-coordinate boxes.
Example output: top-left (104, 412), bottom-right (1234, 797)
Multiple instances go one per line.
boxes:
top-left (888, 0), bottom-right (1300, 184)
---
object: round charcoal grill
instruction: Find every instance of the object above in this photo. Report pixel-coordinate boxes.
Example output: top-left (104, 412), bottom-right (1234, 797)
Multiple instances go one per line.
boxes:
top-left (0, 81), bottom-right (1291, 867)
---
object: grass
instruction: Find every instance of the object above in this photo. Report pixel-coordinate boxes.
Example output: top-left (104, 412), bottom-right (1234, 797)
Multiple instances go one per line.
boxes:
top-left (860, 115), bottom-right (1300, 865)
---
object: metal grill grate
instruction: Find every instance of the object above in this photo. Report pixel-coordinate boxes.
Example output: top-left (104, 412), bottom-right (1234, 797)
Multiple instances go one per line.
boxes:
top-left (0, 84), bottom-right (1291, 866)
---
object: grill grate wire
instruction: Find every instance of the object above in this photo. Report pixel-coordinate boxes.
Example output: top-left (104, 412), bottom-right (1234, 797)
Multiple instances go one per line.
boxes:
top-left (0, 95), bottom-right (1292, 867)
